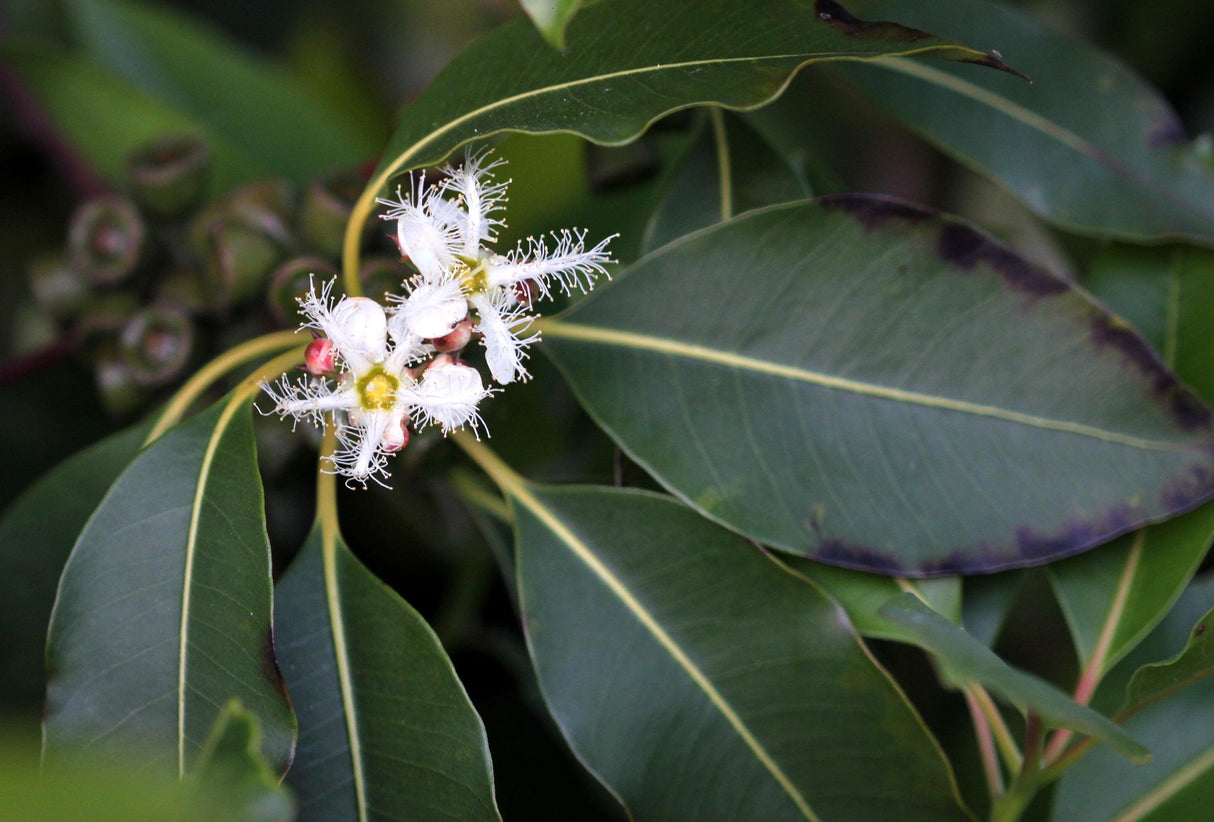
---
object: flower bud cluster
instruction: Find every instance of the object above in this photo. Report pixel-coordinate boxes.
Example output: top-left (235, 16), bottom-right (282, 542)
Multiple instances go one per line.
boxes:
top-left (261, 150), bottom-right (616, 487)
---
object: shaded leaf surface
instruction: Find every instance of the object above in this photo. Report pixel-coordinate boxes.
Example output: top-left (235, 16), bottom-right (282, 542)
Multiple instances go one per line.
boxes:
top-left (63, 0), bottom-right (375, 183)
top-left (878, 594), bottom-right (1147, 761)
top-left (1051, 576), bottom-right (1214, 821)
top-left (0, 41), bottom-right (254, 189)
top-left (0, 424), bottom-right (145, 706)
top-left (836, 0), bottom-right (1214, 244)
top-left (544, 197), bottom-right (1214, 574)
top-left (518, 0), bottom-right (585, 49)
top-left (1123, 601), bottom-right (1214, 716)
top-left (43, 400), bottom-right (294, 776)
top-left (274, 524), bottom-right (501, 822)
top-left (513, 484), bottom-right (969, 821)
top-left (185, 701), bottom-right (294, 822)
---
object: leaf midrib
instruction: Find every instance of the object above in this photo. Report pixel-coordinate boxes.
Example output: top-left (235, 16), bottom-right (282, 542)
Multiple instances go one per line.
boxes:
top-left (516, 484), bottom-right (819, 821)
top-left (542, 318), bottom-right (1198, 452)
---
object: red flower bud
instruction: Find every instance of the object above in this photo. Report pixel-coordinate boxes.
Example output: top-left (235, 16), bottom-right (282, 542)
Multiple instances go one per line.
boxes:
top-left (305, 337), bottom-right (336, 375)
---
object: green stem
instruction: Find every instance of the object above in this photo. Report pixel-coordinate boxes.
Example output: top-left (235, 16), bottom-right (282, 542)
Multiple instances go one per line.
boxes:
top-left (965, 687), bottom-right (1006, 800)
top-left (990, 713), bottom-right (1043, 822)
top-left (708, 107), bottom-right (732, 222)
top-left (146, 330), bottom-right (305, 444)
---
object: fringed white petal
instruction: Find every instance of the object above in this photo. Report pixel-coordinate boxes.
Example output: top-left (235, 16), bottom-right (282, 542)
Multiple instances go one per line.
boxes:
top-left (471, 291), bottom-right (538, 385)
top-left (403, 361), bottom-right (492, 434)
top-left (486, 229), bottom-right (615, 296)
top-left (391, 275), bottom-right (469, 339)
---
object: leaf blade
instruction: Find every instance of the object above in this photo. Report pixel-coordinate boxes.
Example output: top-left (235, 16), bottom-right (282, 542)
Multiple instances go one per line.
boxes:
top-left (543, 197), bottom-right (1214, 574)
top-left (43, 398), bottom-right (295, 776)
top-left (512, 483), bottom-right (971, 821)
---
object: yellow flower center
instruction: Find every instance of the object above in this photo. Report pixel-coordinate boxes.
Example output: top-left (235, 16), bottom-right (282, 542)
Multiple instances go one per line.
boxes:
top-left (458, 256), bottom-right (489, 294)
top-left (356, 367), bottom-right (399, 410)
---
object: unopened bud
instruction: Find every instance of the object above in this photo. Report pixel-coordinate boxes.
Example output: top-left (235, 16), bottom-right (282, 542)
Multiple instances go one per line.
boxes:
top-left (127, 134), bottom-right (211, 218)
top-left (95, 346), bottom-right (150, 417)
top-left (119, 306), bottom-right (195, 386)
top-left (431, 316), bottom-right (474, 353)
top-left (304, 337), bottom-right (336, 375)
top-left (382, 419), bottom-right (410, 453)
top-left (268, 257), bottom-right (339, 326)
top-left (190, 180), bottom-right (295, 308)
top-left (152, 266), bottom-right (208, 316)
top-left (359, 255), bottom-right (409, 306)
top-left (299, 171), bottom-right (363, 257)
top-left (68, 195), bottom-right (146, 286)
top-left (27, 253), bottom-right (89, 321)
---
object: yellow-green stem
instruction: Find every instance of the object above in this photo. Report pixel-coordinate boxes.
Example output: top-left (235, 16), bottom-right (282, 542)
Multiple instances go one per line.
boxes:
top-left (709, 107), bottom-right (732, 222)
top-left (146, 330), bottom-right (305, 444)
top-left (990, 713), bottom-right (1043, 822)
top-left (965, 687), bottom-right (1006, 801)
top-left (971, 684), bottom-right (1022, 772)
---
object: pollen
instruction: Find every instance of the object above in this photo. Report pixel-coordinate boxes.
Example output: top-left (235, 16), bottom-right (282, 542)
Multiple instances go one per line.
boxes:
top-left (458, 257), bottom-right (489, 294)
top-left (357, 367), bottom-right (399, 410)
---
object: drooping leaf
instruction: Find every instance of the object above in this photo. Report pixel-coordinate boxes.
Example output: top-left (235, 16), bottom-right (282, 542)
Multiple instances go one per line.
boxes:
top-left (643, 110), bottom-right (810, 252)
top-left (43, 397), bottom-right (295, 777)
top-left (832, 0), bottom-right (1214, 245)
top-left (878, 594), bottom-right (1147, 761)
top-left (512, 483), bottom-right (971, 821)
top-left (63, 0), bottom-right (375, 182)
top-left (0, 424), bottom-right (146, 708)
top-left (518, 0), bottom-right (585, 49)
top-left (185, 701), bottom-right (294, 822)
top-left (274, 523), bottom-right (501, 822)
top-left (783, 557), bottom-right (961, 643)
top-left (543, 197), bottom-right (1214, 574)
top-left (1050, 576), bottom-right (1214, 821)
top-left (0, 41), bottom-right (255, 189)
top-left (960, 571), bottom-right (1024, 647)
top-left (348, 0), bottom-right (1021, 273)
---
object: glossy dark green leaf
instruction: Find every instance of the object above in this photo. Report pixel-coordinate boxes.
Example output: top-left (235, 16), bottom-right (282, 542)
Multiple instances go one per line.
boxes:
top-left (543, 197), bottom-right (1214, 574)
top-left (834, 0), bottom-right (1214, 244)
top-left (878, 594), bottom-right (1147, 761)
top-left (185, 701), bottom-right (294, 822)
top-left (43, 398), bottom-right (295, 777)
top-left (1050, 576), bottom-right (1214, 821)
top-left (0, 424), bottom-right (146, 707)
top-left (351, 0), bottom-right (1020, 254)
top-left (518, 0), bottom-right (584, 49)
top-left (0, 41), bottom-right (255, 189)
top-left (64, 0), bottom-right (375, 182)
top-left (274, 523), bottom-right (501, 822)
top-left (513, 484), bottom-right (970, 821)
top-left (643, 111), bottom-right (810, 252)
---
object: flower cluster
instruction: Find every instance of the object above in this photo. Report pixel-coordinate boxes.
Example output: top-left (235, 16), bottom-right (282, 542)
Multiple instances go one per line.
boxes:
top-left (261, 151), bottom-right (615, 486)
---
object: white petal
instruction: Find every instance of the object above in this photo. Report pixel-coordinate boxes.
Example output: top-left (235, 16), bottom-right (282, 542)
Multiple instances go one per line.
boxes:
top-left (403, 361), bottom-right (492, 434)
top-left (471, 292), bottom-right (537, 385)
top-left (487, 230), bottom-right (615, 297)
top-left (393, 277), bottom-right (468, 339)
top-left (377, 180), bottom-right (461, 280)
top-left (444, 150), bottom-right (508, 252)
top-left (329, 297), bottom-right (388, 371)
top-left (258, 374), bottom-right (356, 428)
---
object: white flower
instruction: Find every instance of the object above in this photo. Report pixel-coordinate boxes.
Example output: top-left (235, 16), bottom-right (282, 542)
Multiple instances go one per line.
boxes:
top-left (378, 150), bottom-right (616, 384)
top-left (260, 278), bottom-right (492, 486)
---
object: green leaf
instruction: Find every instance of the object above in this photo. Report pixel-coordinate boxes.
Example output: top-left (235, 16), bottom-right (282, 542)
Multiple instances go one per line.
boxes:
top-left (43, 397), bottom-right (295, 777)
top-left (0, 40), bottom-right (255, 189)
top-left (63, 0), bottom-right (375, 182)
top-left (0, 424), bottom-right (146, 708)
top-left (1050, 576), bottom-right (1214, 821)
top-left (783, 558), bottom-right (961, 643)
top-left (185, 701), bottom-right (294, 822)
top-left (351, 0), bottom-right (1021, 254)
top-left (832, 0), bottom-right (1214, 245)
top-left (1123, 602), bottom-right (1214, 717)
top-left (512, 483), bottom-right (971, 821)
top-left (878, 594), bottom-right (1148, 761)
top-left (1049, 505), bottom-right (1214, 681)
top-left (274, 523), bottom-right (501, 822)
top-left (1085, 244), bottom-right (1214, 405)
top-left (643, 110), bottom-right (810, 252)
top-left (518, 0), bottom-right (584, 49)
top-left (543, 197), bottom-right (1214, 574)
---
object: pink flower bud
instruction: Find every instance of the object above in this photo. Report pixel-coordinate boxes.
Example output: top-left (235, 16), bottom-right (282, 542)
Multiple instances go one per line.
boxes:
top-left (431, 317), bottom-right (474, 353)
top-left (305, 337), bottom-right (335, 375)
